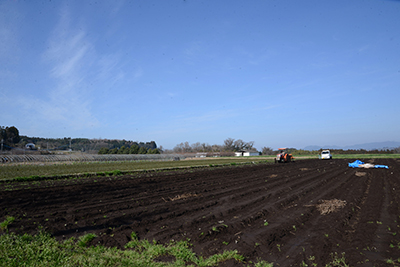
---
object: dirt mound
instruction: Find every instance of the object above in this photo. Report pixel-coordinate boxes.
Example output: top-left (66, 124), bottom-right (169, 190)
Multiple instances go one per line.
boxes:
top-left (1, 158), bottom-right (399, 266)
top-left (314, 199), bottom-right (347, 215)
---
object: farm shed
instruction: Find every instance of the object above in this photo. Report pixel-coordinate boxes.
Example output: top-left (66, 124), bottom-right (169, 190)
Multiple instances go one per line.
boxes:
top-left (235, 151), bottom-right (259, 156)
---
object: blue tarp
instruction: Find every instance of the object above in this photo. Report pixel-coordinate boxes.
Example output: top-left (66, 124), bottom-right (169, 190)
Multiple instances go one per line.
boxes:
top-left (348, 160), bottom-right (388, 169)
top-left (348, 160), bottom-right (364, 168)
top-left (374, 164), bottom-right (389, 169)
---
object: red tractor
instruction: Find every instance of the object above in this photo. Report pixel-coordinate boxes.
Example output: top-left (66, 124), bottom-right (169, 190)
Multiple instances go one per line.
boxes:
top-left (275, 148), bottom-right (294, 163)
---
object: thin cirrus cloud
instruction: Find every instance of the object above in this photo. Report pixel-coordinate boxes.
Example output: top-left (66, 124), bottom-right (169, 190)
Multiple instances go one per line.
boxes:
top-left (35, 8), bottom-right (100, 131)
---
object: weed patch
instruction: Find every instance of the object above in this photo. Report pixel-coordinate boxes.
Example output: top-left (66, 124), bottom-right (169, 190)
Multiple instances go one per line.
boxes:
top-left (0, 216), bottom-right (15, 232)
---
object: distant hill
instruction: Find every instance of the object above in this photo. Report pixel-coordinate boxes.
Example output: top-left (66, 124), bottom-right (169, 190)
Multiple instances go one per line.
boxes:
top-left (303, 141), bottom-right (400, 151)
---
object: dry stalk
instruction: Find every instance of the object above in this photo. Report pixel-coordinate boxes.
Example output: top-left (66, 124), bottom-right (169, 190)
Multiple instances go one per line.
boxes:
top-left (316, 199), bottom-right (347, 215)
top-left (168, 193), bottom-right (200, 202)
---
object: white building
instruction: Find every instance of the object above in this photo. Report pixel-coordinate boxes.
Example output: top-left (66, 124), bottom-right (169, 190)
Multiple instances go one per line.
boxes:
top-left (235, 151), bottom-right (259, 156)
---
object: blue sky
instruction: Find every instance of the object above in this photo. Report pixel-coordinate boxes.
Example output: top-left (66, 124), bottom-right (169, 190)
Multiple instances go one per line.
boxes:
top-left (1, 0), bottom-right (399, 150)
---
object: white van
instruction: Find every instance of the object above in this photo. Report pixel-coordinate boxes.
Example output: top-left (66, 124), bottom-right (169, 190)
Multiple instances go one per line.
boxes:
top-left (320, 150), bottom-right (332, 160)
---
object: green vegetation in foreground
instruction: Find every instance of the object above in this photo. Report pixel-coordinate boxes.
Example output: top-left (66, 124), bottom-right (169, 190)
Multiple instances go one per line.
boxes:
top-left (0, 230), bottom-right (257, 267)
top-left (0, 229), bottom-right (358, 266)
top-left (0, 216), bottom-right (15, 232)
top-left (0, 157), bottom-right (272, 181)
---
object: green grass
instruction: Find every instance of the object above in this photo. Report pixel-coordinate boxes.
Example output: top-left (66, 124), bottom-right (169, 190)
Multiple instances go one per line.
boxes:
top-left (0, 216), bottom-right (15, 232)
top-left (0, 229), bottom-right (354, 266)
top-left (0, 157), bottom-right (272, 181)
top-left (0, 230), bottom-right (249, 267)
top-left (77, 233), bottom-right (97, 247)
top-left (325, 252), bottom-right (349, 267)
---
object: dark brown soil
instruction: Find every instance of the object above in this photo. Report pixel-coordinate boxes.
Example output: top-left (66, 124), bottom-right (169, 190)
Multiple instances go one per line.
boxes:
top-left (1, 158), bottom-right (399, 266)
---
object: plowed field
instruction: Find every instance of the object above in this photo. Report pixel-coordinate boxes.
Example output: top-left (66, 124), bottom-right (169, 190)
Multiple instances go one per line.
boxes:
top-left (1, 158), bottom-right (400, 266)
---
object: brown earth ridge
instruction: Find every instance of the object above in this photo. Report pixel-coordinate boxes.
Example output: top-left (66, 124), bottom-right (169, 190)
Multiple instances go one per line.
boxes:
top-left (1, 158), bottom-right (399, 266)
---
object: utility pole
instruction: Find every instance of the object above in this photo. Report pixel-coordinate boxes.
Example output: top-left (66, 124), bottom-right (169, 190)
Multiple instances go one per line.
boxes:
top-left (1, 139), bottom-right (3, 152)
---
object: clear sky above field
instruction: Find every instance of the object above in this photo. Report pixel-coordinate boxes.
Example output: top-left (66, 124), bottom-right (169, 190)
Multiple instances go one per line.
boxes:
top-left (1, 0), bottom-right (399, 150)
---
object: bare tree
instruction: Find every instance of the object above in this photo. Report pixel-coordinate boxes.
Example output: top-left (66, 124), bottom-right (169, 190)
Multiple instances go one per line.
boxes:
top-left (211, 144), bottom-right (221, 152)
top-left (172, 139), bottom-right (257, 154)
top-left (201, 143), bottom-right (211, 152)
top-left (245, 141), bottom-right (255, 151)
top-left (173, 142), bottom-right (184, 153)
top-left (233, 139), bottom-right (246, 151)
top-left (191, 142), bottom-right (202, 152)
top-left (224, 138), bottom-right (235, 151)
top-left (183, 141), bottom-right (191, 153)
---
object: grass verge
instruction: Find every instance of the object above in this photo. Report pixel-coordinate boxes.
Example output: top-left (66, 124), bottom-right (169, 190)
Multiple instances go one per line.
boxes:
top-left (0, 229), bottom-right (355, 266)
top-left (0, 230), bottom-right (251, 267)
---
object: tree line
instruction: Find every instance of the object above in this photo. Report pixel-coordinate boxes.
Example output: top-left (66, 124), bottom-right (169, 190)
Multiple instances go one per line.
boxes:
top-left (98, 145), bottom-right (160, 155)
top-left (0, 125), bottom-right (159, 154)
top-left (166, 138), bottom-right (257, 154)
top-left (0, 126), bottom-right (20, 149)
top-left (20, 137), bottom-right (159, 154)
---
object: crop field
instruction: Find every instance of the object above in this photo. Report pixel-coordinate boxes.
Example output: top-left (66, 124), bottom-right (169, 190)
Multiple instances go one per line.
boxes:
top-left (1, 158), bottom-right (400, 266)
top-left (0, 156), bottom-right (271, 181)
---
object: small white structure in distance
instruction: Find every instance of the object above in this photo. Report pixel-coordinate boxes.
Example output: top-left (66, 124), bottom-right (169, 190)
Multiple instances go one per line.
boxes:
top-left (25, 143), bottom-right (35, 149)
top-left (235, 151), bottom-right (260, 156)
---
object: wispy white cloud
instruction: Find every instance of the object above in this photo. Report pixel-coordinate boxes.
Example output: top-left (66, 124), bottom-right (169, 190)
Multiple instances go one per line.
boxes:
top-left (48, 31), bottom-right (91, 80)
top-left (97, 53), bottom-right (125, 84)
top-left (32, 5), bottom-right (100, 131)
top-left (44, 8), bottom-right (93, 80)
